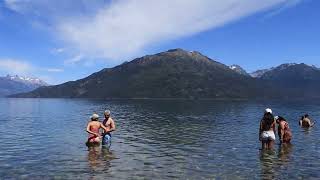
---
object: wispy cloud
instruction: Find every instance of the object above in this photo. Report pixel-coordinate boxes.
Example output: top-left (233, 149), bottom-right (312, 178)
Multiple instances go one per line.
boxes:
top-left (0, 59), bottom-right (33, 75)
top-left (264, 0), bottom-right (303, 18)
top-left (63, 54), bottom-right (84, 65)
top-left (4, 0), bottom-right (302, 63)
top-left (45, 68), bottom-right (64, 72)
top-left (58, 0), bottom-right (292, 61)
top-left (51, 47), bottom-right (65, 54)
top-left (0, 58), bottom-right (64, 75)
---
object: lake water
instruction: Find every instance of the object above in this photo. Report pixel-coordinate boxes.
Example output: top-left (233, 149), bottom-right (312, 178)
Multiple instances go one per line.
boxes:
top-left (0, 98), bottom-right (319, 179)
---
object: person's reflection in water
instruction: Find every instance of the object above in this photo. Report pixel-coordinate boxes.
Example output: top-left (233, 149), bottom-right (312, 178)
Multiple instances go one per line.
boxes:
top-left (278, 143), bottom-right (293, 163)
top-left (259, 149), bottom-right (277, 180)
top-left (87, 145), bottom-right (102, 171)
top-left (87, 145), bottom-right (117, 175)
top-left (302, 126), bottom-right (313, 135)
top-left (259, 144), bottom-right (293, 180)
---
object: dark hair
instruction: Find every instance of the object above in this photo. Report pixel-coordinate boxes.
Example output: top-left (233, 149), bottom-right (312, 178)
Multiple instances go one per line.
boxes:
top-left (278, 116), bottom-right (286, 122)
top-left (262, 112), bottom-right (275, 131)
top-left (304, 114), bottom-right (309, 118)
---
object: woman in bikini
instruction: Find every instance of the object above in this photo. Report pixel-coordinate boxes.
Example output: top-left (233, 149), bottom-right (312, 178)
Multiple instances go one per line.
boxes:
top-left (86, 113), bottom-right (109, 146)
top-left (275, 116), bottom-right (292, 144)
top-left (259, 108), bottom-right (276, 150)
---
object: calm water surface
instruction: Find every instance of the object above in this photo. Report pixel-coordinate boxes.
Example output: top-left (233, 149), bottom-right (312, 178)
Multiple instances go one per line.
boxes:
top-left (0, 98), bottom-right (319, 179)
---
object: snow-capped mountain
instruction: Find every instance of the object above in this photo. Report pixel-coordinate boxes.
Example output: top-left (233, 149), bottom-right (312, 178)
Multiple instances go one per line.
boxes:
top-left (250, 63), bottom-right (319, 78)
top-left (229, 65), bottom-right (249, 76)
top-left (0, 75), bottom-right (48, 97)
top-left (250, 68), bottom-right (275, 78)
top-left (5, 75), bottom-right (48, 86)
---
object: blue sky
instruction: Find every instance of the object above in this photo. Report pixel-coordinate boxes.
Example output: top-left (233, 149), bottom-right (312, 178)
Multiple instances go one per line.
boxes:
top-left (0, 0), bottom-right (319, 84)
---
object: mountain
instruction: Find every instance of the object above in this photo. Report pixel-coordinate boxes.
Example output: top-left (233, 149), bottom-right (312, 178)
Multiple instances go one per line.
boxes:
top-left (259, 63), bottom-right (320, 98)
top-left (11, 49), bottom-right (278, 99)
top-left (5, 75), bottom-right (48, 87)
top-left (0, 75), bottom-right (48, 97)
top-left (250, 68), bottom-right (274, 78)
top-left (229, 65), bottom-right (250, 76)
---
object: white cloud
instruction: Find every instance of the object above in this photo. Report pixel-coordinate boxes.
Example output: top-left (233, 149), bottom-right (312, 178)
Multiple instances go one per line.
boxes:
top-left (46, 68), bottom-right (64, 72)
top-left (4, 0), bottom-right (26, 13)
top-left (0, 59), bottom-right (33, 75)
top-left (264, 0), bottom-right (303, 18)
top-left (57, 0), bottom-right (294, 61)
top-left (5, 0), bottom-right (302, 63)
top-left (63, 54), bottom-right (84, 65)
top-left (51, 48), bottom-right (65, 54)
top-left (0, 58), bottom-right (64, 75)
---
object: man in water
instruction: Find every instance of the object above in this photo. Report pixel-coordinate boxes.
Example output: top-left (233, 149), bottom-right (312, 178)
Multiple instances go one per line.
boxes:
top-left (102, 110), bottom-right (116, 148)
top-left (86, 113), bottom-right (109, 146)
top-left (299, 114), bottom-right (315, 128)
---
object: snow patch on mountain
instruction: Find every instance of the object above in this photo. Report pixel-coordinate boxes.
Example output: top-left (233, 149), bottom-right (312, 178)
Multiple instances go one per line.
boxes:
top-left (5, 75), bottom-right (48, 86)
top-left (229, 65), bottom-right (249, 76)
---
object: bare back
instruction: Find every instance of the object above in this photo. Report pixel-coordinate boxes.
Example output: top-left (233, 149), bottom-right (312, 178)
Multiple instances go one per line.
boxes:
top-left (88, 121), bottom-right (101, 134)
top-left (261, 119), bottom-right (275, 131)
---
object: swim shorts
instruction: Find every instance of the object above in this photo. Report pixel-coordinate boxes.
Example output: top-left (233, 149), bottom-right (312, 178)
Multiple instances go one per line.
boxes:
top-left (261, 131), bottom-right (276, 141)
top-left (102, 133), bottom-right (112, 147)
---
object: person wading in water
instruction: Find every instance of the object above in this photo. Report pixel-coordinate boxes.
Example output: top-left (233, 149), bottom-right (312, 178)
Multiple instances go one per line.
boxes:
top-left (102, 110), bottom-right (116, 148)
top-left (259, 108), bottom-right (276, 150)
top-left (86, 113), bottom-right (109, 146)
top-left (275, 116), bottom-right (292, 144)
top-left (299, 114), bottom-right (315, 128)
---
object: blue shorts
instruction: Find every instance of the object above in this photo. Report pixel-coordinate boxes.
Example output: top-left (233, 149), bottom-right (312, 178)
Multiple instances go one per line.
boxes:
top-left (102, 133), bottom-right (112, 147)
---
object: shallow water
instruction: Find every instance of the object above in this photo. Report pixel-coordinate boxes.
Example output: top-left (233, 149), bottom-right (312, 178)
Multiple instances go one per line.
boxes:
top-left (0, 98), bottom-right (319, 179)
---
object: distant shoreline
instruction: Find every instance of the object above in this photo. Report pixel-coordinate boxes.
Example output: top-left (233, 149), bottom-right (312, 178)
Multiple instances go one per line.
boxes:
top-left (5, 97), bottom-right (320, 101)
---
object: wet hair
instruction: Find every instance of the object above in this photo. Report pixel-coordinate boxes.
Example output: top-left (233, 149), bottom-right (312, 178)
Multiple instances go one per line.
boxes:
top-left (304, 114), bottom-right (309, 118)
top-left (262, 112), bottom-right (275, 131)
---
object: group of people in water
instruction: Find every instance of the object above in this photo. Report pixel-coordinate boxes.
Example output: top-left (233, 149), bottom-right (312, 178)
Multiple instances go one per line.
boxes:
top-left (86, 110), bottom-right (116, 148)
top-left (259, 108), bottom-right (315, 150)
top-left (85, 107), bottom-right (315, 150)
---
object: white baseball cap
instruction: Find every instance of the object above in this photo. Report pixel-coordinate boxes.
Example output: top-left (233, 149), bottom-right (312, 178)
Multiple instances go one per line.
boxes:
top-left (265, 108), bottom-right (272, 114)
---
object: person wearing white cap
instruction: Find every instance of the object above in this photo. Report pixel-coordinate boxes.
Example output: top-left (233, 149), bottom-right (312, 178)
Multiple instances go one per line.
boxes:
top-left (259, 108), bottom-right (276, 150)
top-left (101, 109), bottom-right (116, 148)
top-left (265, 108), bottom-right (272, 114)
top-left (86, 113), bottom-right (109, 146)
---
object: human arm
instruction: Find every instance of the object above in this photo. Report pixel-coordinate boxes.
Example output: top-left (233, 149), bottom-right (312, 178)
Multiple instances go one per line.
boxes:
top-left (259, 120), bottom-right (262, 141)
top-left (272, 120), bottom-right (276, 134)
top-left (309, 119), bottom-right (315, 127)
top-left (311, 121), bottom-right (316, 127)
top-left (279, 122), bottom-right (285, 143)
top-left (100, 123), bottom-right (109, 133)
